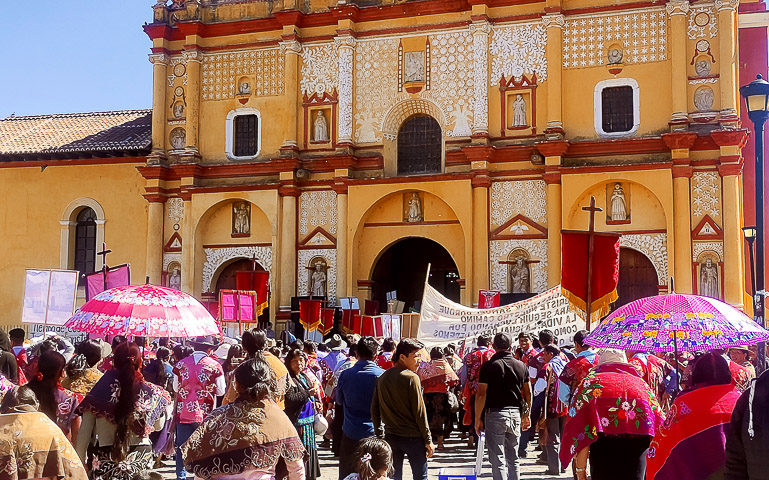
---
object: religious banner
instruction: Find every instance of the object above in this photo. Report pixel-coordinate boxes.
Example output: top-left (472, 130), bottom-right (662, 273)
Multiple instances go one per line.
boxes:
top-left (299, 299), bottom-right (322, 331)
top-left (561, 231), bottom-right (621, 323)
top-left (84, 264), bottom-right (131, 301)
top-left (22, 269), bottom-right (79, 327)
top-left (219, 290), bottom-right (257, 323)
top-left (236, 270), bottom-right (269, 315)
top-left (319, 308), bottom-right (336, 335)
top-left (478, 290), bottom-right (501, 309)
top-left (417, 283), bottom-right (585, 347)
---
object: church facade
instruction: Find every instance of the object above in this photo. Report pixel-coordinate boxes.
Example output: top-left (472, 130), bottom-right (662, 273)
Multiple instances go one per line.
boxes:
top-left (1, 0), bottom-right (768, 330)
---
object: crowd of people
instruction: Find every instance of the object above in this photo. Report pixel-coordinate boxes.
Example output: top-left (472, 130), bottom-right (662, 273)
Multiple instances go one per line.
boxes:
top-left (0, 325), bottom-right (767, 480)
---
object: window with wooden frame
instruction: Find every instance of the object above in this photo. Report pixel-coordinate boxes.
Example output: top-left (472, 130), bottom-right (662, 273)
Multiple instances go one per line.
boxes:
top-left (601, 86), bottom-right (634, 133)
top-left (74, 208), bottom-right (97, 281)
top-left (234, 114), bottom-right (259, 157)
top-left (397, 114), bottom-right (442, 175)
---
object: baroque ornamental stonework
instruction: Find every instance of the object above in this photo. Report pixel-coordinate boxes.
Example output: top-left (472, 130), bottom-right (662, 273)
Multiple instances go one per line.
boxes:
top-left (201, 48), bottom-right (284, 100)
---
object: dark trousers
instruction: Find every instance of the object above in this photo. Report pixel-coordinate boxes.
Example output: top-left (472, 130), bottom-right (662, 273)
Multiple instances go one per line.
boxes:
top-left (589, 434), bottom-right (651, 480)
top-left (331, 404), bottom-right (345, 456)
top-left (385, 434), bottom-right (428, 480)
top-left (544, 416), bottom-right (566, 474)
top-left (338, 433), bottom-right (362, 480)
top-left (518, 391), bottom-right (545, 454)
top-left (175, 422), bottom-right (199, 480)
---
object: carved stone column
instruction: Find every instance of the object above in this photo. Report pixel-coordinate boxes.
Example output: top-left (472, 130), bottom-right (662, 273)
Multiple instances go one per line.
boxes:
top-left (181, 198), bottom-right (195, 294)
top-left (716, 0), bottom-right (740, 124)
top-left (334, 183), bottom-right (349, 298)
top-left (278, 179), bottom-right (299, 307)
top-left (148, 53), bottom-right (169, 163)
top-left (537, 141), bottom-right (569, 287)
top-left (146, 200), bottom-right (165, 285)
top-left (470, 20), bottom-right (491, 138)
top-left (335, 35), bottom-right (356, 146)
top-left (666, 0), bottom-right (690, 127)
top-left (182, 47), bottom-right (203, 159)
top-left (542, 14), bottom-right (565, 137)
top-left (280, 35), bottom-right (302, 152)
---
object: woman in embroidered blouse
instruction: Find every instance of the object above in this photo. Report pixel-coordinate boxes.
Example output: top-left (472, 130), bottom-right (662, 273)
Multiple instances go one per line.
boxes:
top-left (75, 342), bottom-right (172, 480)
top-left (27, 349), bottom-right (81, 442)
top-left (285, 349), bottom-right (322, 480)
top-left (417, 346), bottom-right (459, 450)
top-left (181, 356), bottom-right (306, 480)
top-left (62, 339), bottom-right (104, 396)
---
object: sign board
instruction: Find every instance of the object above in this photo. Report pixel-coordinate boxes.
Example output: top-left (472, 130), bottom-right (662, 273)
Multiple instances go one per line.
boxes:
top-left (418, 284), bottom-right (586, 347)
top-left (21, 269), bottom-right (78, 326)
top-left (27, 324), bottom-right (87, 345)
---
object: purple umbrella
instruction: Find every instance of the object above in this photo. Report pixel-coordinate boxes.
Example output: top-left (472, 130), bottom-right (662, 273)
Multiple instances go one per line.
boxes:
top-left (585, 293), bottom-right (769, 352)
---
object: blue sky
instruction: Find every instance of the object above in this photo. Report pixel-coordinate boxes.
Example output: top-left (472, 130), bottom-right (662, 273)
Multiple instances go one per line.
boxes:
top-left (0, 1), bottom-right (152, 118)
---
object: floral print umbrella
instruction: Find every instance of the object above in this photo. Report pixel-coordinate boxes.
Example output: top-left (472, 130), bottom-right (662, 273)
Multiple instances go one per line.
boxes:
top-left (66, 284), bottom-right (221, 338)
top-left (585, 293), bottom-right (769, 352)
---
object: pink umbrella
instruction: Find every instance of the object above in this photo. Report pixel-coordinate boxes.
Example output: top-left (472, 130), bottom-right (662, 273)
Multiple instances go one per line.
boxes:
top-left (65, 284), bottom-right (221, 338)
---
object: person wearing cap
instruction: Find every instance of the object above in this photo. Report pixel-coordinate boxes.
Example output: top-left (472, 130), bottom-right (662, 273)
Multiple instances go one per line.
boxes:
top-left (172, 336), bottom-right (225, 480)
top-left (729, 346), bottom-right (756, 380)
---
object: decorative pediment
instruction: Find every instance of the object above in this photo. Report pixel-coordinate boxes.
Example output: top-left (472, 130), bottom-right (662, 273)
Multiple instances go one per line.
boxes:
top-left (490, 214), bottom-right (547, 240)
top-left (164, 232), bottom-right (182, 252)
top-left (298, 226), bottom-right (337, 248)
top-left (692, 215), bottom-right (723, 240)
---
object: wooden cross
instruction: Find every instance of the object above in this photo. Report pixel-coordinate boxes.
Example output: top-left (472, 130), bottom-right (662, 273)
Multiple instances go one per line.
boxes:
top-left (582, 196), bottom-right (602, 331)
top-left (97, 243), bottom-right (112, 290)
top-left (250, 254), bottom-right (259, 272)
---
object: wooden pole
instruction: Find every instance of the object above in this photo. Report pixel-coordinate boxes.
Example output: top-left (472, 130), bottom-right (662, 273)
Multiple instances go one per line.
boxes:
top-left (97, 243), bottom-right (112, 291)
top-left (582, 196), bottom-right (602, 331)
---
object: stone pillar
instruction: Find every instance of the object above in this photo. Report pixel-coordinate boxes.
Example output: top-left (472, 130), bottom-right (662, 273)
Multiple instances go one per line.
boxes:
top-left (280, 34), bottom-right (302, 152)
top-left (470, 20), bottom-right (491, 139)
top-left (663, 132), bottom-right (698, 293)
top-left (712, 129), bottom-right (748, 307)
top-left (471, 177), bottom-right (491, 301)
top-left (278, 180), bottom-right (299, 307)
top-left (182, 46), bottom-right (203, 158)
top-left (146, 200), bottom-right (165, 285)
top-left (181, 199), bottom-right (195, 294)
top-left (716, 0), bottom-right (740, 124)
top-left (334, 182), bottom-right (349, 298)
top-left (666, 0), bottom-right (690, 127)
top-left (537, 141), bottom-right (569, 287)
top-left (542, 14), bottom-right (565, 137)
top-left (148, 53), bottom-right (169, 162)
top-left (335, 34), bottom-right (356, 146)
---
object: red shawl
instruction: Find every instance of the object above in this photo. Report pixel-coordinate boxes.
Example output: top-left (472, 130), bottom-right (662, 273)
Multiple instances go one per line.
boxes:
top-left (560, 363), bottom-right (665, 468)
top-left (418, 359), bottom-right (458, 393)
top-left (728, 360), bottom-right (754, 391)
top-left (646, 383), bottom-right (741, 480)
top-left (629, 354), bottom-right (674, 402)
top-left (461, 347), bottom-right (494, 425)
top-left (559, 354), bottom-right (598, 404)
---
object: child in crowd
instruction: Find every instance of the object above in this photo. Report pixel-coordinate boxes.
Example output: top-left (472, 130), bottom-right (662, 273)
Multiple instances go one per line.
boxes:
top-left (344, 437), bottom-right (393, 480)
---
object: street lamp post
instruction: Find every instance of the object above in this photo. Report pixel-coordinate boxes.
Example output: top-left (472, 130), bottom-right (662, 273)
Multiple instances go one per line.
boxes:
top-left (743, 226), bottom-right (757, 297)
top-left (740, 74), bottom-right (769, 374)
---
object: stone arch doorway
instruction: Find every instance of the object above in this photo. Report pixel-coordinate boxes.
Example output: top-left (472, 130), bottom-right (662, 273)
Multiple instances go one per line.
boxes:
top-left (615, 247), bottom-right (658, 307)
top-left (371, 237), bottom-right (459, 313)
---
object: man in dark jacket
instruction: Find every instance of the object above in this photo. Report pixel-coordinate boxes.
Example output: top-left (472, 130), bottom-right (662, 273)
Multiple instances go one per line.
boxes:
top-left (725, 369), bottom-right (769, 479)
top-left (0, 329), bottom-right (19, 384)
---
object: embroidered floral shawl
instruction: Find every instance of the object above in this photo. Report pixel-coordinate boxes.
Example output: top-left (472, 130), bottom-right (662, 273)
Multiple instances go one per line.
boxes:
top-left (559, 363), bottom-right (665, 468)
top-left (646, 383), bottom-right (741, 480)
top-left (559, 351), bottom-right (598, 404)
top-left (61, 366), bottom-right (103, 396)
top-left (629, 353), bottom-right (674, 401)
top-left (0, 376), bottom-right (13, 404)
top-left (729, 360), bottom-right (755, 391)
top-left (181, 399), bottom-right (305, 479)
top-left (0, 410), bottom-right (87, 480)
top-left (418, 359), bottom-right (459, 393)
top-left (76, 370), bottom-right (172, 438)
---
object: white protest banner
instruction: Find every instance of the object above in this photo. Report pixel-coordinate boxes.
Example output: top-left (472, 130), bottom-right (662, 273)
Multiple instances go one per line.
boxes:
top-left (22, 269), bottom-right (79, 326)
top-left (418, 284), bottom-right (585, 347)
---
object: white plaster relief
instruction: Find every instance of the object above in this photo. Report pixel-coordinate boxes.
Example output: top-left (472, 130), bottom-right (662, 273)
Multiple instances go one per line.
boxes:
top-left (691, 171), bottom-right (721, 219)
top-left (297, 248), bottom-right (337, 304)
top-left (167, 197), bottom-right (184, 223)
top-left (693, 241), bottom-right (724, 261)
top-left (202, 246), bottom-right (273, 293)
top-left (430, 31), bottom-right (475, 137)
top-left (301, 43), bottom-right (339, 95)
top-left (299, 190), bottom-right (338, 236)
top-left (471, 22), bottom-right (491, 134)
top-left (620, 233), bottom-right (668, 284)
top-left (353, 38), bottom-right (399, 143)
top-left (201, 48), bottom-right (284, 100)
top-left (167, 55), bottom-right (188, 87)
top-left (563, 8), bottom-right (668, 68)
top-left (489, 23), bottom-right (548, 84)
top-left (688, 5), bottom-right (718, 39)
top-left (489, 180), bottom-right (547, 227)
top-left (490, 239), bottom-right (548, 293)
top-left (163, 253), bottom-right (182, 272)
top-left (336, 37), bottom-right (356, 143)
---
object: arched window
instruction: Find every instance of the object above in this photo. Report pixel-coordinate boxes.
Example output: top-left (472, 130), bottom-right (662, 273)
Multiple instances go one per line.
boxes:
top-left (397, 114), bottom-right (441, 175)
top-left (74, 208), bottom-right (97, 277)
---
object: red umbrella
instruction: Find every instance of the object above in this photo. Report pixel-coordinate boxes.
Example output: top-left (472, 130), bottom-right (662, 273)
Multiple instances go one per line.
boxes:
top-left (65, 284), bottom-right (221, 338)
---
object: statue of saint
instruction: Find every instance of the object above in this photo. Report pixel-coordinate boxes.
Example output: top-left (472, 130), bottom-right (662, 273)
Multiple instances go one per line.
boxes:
top-left (233, 203), bottom-right (250, 235)
top-left (700, 258), bottom-right (719, 298)
top-left (310, 263), bottom-right (327, 297)
top-left (610, 183), bottom-right (628, 221)
top-left (512, 94), bottom-right (527, 127)
top-left (313, 111), bottom-right (329, 142)
top-left (511, 257), bottom-right (530, 293)
top-left (404, 51), bottom-right (424, 83)
top-left (238, 81), bottom-right (251, 95)
top-left (173, 103), bottom-right (184, 119)
top-left (168, 267), bottom-right (181, 291)
top-left (407, 193), bottom-right (422, 223)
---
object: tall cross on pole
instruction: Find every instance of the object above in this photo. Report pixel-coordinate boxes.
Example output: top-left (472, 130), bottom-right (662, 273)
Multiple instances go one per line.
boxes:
top-left (97, 243), bottom-right (112, 291)
top-left (582, 196), bottom-right (602, 331)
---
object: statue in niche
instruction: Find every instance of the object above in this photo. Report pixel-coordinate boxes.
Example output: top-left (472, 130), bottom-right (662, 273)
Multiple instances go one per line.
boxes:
top-left (695, 59), bottom-right (711, 77)
top-left (313, 110), bottom-right (329, 142)
top-left (510, 257), bottom-right (530, 293)
top-left (512, 94), bottom-right (527, 127)
top-left (310, 262), bottom-right (327, 297)
top-left (700, 258), bottom-right (719, 298)
top-left (170, 128), bottom-right (186, 150)
top-left (406, 193), bottom-right (423, 223)
top-left (232, 202), bottom-right (251, 235)
top-left (404, 51), bottom-right (425, 83)
top-left (173, 103), bottom-right (185, 119)
top-left (168, 267), bottom-right (181, 291)
top-left (610, 183), bottom-right (628, 221)
top-left (238, 81), bottom-right (251, 95)
top-left (694, 87), bottom-right (715, 111)
top-left (607, 48), bottom-right (623, 64)
top-left (449, 105), bottom-right (472, 137)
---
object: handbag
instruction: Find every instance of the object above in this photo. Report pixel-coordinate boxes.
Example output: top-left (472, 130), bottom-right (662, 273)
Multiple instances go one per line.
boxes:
top-left (314, 413), bottom-right (329, 435)
top-left (447, 391), bottom-right (459, 413)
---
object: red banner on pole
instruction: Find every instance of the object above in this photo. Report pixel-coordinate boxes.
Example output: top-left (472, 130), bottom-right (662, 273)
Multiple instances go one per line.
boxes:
top-left (299, 299), bottom-right (322, 331)
top-left (85, 264), bottom-right (131, 301)
top-left (236, 270), bottom-right (270, 315)
top-left (478, 290), bottom-right (501, 309)
top-left (219, 290), bottom-right (257, 323)
top-left (320, 308), bottom-right (336, 335)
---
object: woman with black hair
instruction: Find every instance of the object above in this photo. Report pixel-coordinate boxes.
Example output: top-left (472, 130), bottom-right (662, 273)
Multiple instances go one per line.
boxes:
top-left (181, 356), bottom-right (306, 480)
top-left (76, 342), bottom-right (172, 480)
top-left (285, 348), bottom-right (322, 480)
top-left (27, 349), bottom-right (81, 441)
top-left (143, 346), bottom-right (173, 393)
top-left (63, 339), bottom-right (104, 395)
top-left (223, 329), bottom-right (289, 407)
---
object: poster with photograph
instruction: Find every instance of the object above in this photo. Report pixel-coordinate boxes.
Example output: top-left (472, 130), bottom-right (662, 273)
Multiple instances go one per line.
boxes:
top-left (21, 269), bottom-right (78, 326)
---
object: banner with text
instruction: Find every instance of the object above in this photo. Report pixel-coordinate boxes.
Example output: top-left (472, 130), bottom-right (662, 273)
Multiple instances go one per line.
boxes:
top-left (418, 284), bottom-right (585, 347)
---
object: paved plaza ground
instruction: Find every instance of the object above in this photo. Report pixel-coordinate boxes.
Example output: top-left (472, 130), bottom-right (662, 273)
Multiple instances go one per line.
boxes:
top-left (155, 433), bottom-right (572, 480)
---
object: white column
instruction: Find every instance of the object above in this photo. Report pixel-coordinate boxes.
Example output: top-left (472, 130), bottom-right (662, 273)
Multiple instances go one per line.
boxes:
top-left (470, 21), bottom-right (491, 136)
top-left (335, 35), bottom-right (356, 145)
